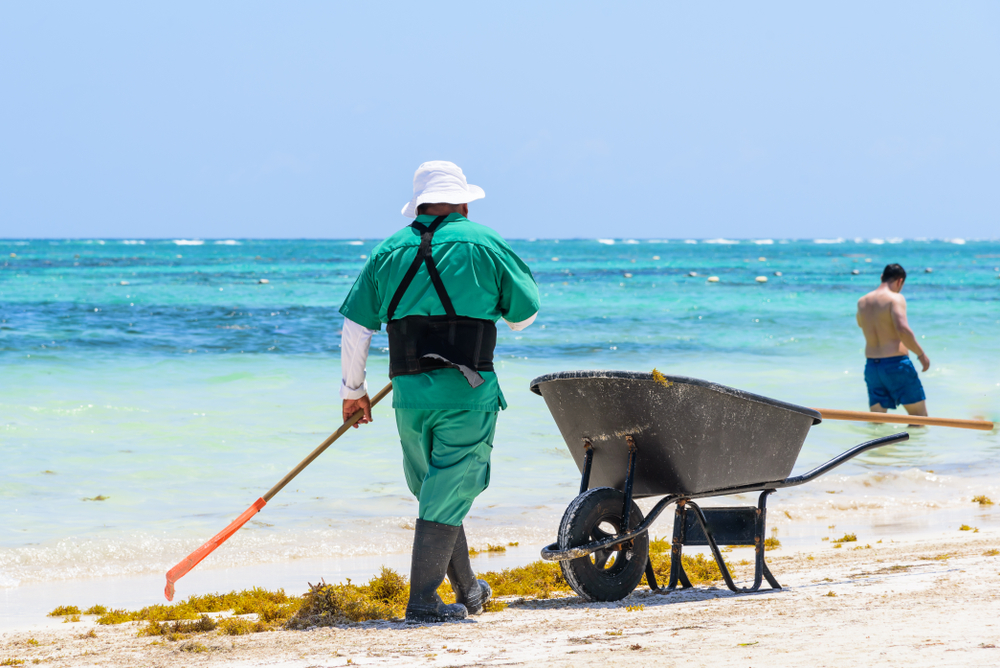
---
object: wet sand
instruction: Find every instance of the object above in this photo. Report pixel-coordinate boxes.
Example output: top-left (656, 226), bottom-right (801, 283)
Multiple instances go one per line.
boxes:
top-left (3, 529), bottom-right (998, 667)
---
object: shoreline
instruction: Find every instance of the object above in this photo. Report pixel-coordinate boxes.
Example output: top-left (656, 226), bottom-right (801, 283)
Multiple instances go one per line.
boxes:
top-left (4, 484), bottom-right (999, 630)
top-left (0, 543), bottom-right (545, 633)
top-left (2, 529), bottom-right (998, 666)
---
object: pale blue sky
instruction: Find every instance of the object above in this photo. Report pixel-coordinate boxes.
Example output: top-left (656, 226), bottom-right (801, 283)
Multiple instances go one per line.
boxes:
top-left (1, 2), bottom-right (997, 240)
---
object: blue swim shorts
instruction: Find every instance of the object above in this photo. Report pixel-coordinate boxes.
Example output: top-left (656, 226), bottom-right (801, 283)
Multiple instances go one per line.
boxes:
top-left (864, 355), bottom-right (925, 410)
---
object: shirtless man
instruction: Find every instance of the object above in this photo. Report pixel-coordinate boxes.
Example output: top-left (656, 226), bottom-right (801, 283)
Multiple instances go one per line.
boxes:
top-left (856, 264), bottom-right (930, 416)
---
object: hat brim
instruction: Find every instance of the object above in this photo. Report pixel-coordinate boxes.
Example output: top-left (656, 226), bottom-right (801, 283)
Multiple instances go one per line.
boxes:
top-left (401, 185), bottom-right (485, 218)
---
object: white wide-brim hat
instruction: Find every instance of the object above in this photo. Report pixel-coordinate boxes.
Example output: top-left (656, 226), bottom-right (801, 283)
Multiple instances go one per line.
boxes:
top-left (401, 160), bottom-right (485, 218)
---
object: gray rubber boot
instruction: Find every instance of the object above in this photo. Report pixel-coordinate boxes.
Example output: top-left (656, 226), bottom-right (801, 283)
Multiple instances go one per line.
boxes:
top-left (405, 519), bottom-right (469, 624)
top-left (447, 525), bottom-right (492, 615)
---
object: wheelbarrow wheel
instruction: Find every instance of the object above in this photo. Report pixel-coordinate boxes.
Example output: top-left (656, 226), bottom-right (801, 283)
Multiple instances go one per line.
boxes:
top-left (557, 487), bottom-right (649, 602)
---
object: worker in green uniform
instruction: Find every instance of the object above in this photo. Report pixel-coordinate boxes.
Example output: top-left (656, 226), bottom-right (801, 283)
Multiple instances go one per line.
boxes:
top-left (339, 161), bottom-right (540, 623)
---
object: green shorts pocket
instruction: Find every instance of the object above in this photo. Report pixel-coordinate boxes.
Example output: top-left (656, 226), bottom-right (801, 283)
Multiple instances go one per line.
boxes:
top-left (457, 441), bottom-right (493, 502)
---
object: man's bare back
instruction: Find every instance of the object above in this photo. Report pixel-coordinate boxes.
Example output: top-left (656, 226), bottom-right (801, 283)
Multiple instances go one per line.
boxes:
top-left (857, 288), bottom-right (918, 359)
top-left (856, 264), bottom-right (929, 416)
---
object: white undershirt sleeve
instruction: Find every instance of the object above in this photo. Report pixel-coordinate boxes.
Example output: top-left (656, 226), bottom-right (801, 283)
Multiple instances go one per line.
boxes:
top-left (503, 311), bottom-right (538, 331)
top-left (340, 317), bottom-right (377, 400)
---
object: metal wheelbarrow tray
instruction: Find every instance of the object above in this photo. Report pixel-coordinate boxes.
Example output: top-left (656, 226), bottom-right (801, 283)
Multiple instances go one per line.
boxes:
top-left (530, 370), bottom-right (909, 601)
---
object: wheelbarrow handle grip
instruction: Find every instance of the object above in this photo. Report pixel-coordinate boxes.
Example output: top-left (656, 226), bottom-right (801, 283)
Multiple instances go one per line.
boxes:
top-left (778, 432), bottom-right (910, 488)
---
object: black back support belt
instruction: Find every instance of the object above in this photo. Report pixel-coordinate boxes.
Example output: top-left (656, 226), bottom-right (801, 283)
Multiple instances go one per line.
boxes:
top-left (385, 216), bottom-right (497, 388)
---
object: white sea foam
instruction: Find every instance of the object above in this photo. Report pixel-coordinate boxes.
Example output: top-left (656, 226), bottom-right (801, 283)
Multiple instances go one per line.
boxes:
top-left (173, 239), bottom-right (205, 246)
top-left (597, 239), bottom-right (615, 245)
top-left (684, 240), bottom-right (698, 244)
top-left (3, 466), bottom-right (993, 589)
top-left (887, 238), bottom-right (904, 244)
top-left (814, 238), bottom-right (844, 244)
top-left (214, 240), bottom-right (240, 245)
top-left (752, 239), bottom-right (774, 245)
top-left (346, 241), bottom-right (364, 246)
top-left (0, 513), bottom-right (563, 588)
top-left (121, 240), bottom-right (145, 245)
top-left (948, 238), bottom-right (966, 245)
top-left (623, 239), bottom-right (640, 245)
top-left (869, 238), bottom-right (886, 245)
top-left (703, 238), bottom-right (739, 245)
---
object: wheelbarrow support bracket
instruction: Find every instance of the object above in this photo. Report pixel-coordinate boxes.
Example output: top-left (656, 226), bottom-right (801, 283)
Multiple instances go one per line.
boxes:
top-left (667, 491), bottom-right (781, 593)
top-left (579, 439), bottom-right (594, 495)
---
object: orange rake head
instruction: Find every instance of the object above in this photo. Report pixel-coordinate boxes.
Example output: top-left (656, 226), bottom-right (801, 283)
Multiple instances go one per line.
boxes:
top-left (164, 497), bottom-right (267, 601)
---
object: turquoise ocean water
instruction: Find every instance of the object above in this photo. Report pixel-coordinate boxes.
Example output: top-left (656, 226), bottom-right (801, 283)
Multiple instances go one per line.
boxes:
top-left (2, 237), bottom-right (999, 599)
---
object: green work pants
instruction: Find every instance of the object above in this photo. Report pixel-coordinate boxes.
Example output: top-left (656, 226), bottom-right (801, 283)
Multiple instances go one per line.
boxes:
top-left (394, 408), bottom-right (498, 526)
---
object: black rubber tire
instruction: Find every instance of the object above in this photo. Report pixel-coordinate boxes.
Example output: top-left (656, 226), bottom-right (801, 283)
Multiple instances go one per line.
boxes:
top-left (557, 487), bottom-right (649, 602)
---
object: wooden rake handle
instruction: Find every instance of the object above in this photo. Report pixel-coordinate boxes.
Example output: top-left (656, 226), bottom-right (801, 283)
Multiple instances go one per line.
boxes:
top-left (812, 408), bottom-right (994, 431)
top-left (263, 382), bottom-right (394, 502)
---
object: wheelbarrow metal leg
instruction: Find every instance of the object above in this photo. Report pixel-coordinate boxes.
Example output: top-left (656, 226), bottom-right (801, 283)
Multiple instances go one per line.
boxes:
top-left (644, 559), bottom-right (660, 591)
top-left (667, 500), bottom-right (693, 590)
top-left (756, 490), bottom-right (781, 590)
top-left (762, 562), bottom-right (781, 590)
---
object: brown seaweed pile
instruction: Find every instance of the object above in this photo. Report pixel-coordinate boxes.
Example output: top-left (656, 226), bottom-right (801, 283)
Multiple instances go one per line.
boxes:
top-left (50, 546), bottom-right (736, 635)
top-left (648, 537), bottom-right (731, 583)
top-left (286, 567), bottom-right (409, 627)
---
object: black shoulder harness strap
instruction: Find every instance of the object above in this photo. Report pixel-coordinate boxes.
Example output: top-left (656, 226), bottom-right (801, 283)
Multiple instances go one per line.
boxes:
top-left (386, 216), bottom-right (452, 321)
top-left (383, 215), bottom-right (498, 389)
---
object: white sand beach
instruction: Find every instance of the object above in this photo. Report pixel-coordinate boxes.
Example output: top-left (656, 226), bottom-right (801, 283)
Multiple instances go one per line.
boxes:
top-left (4, 528), bottom-right (998, 667)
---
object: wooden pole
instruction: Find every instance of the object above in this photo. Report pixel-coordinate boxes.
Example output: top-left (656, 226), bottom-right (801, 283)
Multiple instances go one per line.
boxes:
top-left (264, 382), bottom-right (394, 501)
top-left (812, 408), bottom-right (994, 431)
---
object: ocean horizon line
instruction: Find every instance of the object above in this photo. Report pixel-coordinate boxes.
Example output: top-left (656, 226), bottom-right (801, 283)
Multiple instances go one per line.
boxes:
top-left (3, 236), bottom-right (997, 244)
